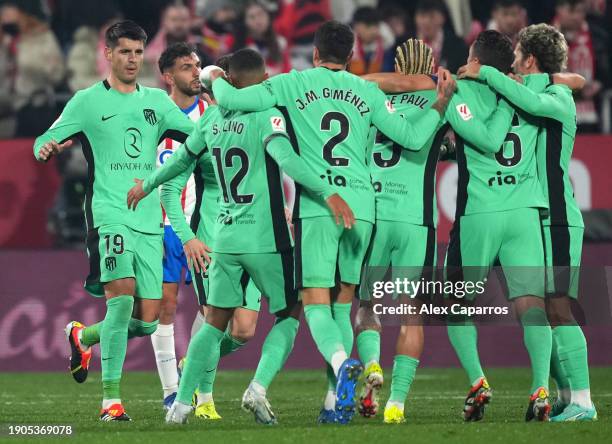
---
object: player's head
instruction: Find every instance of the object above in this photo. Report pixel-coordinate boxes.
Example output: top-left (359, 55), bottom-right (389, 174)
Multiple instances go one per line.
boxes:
top-left (394, 39), bottom-right (434, 75)
top-left (227, 48), bottom-right (268, 89)
top-left (513, 23), bottom-right (568, 75)
top-left (159, 42), bottom-right (201, 97)
top-left (468, 30), bottom-right (514, 74)
top-left (352, 7), bottom-right (381, 45)
top-left (312, 20), bottom-right (354, 68)
top-left (104, 20), bottom-right (148, 84)
top-left (555, 0), bottom-right (587, 33)
top-left (215, 54), bottom-right (232, 72)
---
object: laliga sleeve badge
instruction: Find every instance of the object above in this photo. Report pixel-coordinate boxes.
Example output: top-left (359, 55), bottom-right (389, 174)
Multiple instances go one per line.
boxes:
top-left (456, 104), bottom-right (473, 121)
top-left (270, 116), bottom-right (285, 132)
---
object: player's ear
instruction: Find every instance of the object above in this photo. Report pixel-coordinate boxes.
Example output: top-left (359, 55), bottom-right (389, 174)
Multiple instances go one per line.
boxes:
top-left (263, 72), bottom-right (269, 81)
top-left (162, 71), bottom-right (174, 87)
top-left (313, 47), bottom-right (320, 66)
top-left (345, 50), bottom-right (354, 66)
top-left (104, 46), bottom-right (112, 62)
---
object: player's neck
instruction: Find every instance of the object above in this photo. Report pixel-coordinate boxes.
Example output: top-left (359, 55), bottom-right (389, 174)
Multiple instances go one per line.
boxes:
top-left (318, 62), bottom-right (346, 71)
top-left (170, 90), bottom-right (197, 110)
top-left (106, 74), bottom-right (138, 94)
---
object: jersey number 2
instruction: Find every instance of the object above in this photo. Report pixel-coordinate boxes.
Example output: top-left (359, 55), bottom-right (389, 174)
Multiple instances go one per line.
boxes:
top-left (321, 112), bottom-right (350, 166)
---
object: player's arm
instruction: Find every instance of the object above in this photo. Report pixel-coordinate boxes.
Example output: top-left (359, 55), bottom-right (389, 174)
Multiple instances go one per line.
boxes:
top-left (157, 95), bottom-right (194, 144)
top-left (467, 65), bottom-right (568, 121)
top-left (445, 91), bottom-right (514, 153)
top-left (211, 77), bottom-right (278, 112)
top-left (552, 73), bottom-right (585, 90)
top-left (362, 72), bottom-right (436, 93)
top-left (371, 68), bottom-right (455, 150)
top-left (34, 92), bottom-right (83, 161)
top-left (160, 161), bottom-right (197, 245)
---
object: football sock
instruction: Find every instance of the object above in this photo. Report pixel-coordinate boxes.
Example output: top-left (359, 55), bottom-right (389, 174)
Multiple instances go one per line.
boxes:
top-left (81, 322), bottom-right (102, 347)
top-left (388, 355), bottom-right (419, 404)
top-left (357, 330), bottom-right (381, 367)
top-left (198, 330), bottom-right (246, 394)
top-left (554, 325), bottom-right (592, 408)
top-left (446, 314), bottom-right (485, 385)
top-left (102, 397), bottom-right (121, 410)
top-left (323, 390), bottom-right (336, 410)
top-left (520, 307), bottom-right (552, 393)
top-left (127, 318), bottom-right (158, 338)
top-left (304, 304), bottom-right (346, 374)
top-left (191, 311), bottom-right (205, 338)
top-left (150, 323), bottom-right (178, 398)
top-left (326, 303), bottom-right (353, 390)
top-left (100, 295), bottom-right (133, 403)
top-left (177, 323), bottom-right (223, 405)
top-left (550, 328), bottom-right (570, 403)
top-left (253, 317), bottom-right (299, 389)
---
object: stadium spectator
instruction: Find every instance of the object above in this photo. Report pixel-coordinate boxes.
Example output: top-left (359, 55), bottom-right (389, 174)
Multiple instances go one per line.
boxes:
top-left (194, 0), bottom-right (242, 59)
top-left (487, 0), bottom-right (528, 47)
top-left (348, 6), bottom-right (395, 75)
top-left (229, 1), bottom-right (290, 76)
top-left (0, 1), bottom-right (65, 137)
top-left (382, 5), bottom-right (409, 48)
top-left (554, 0), bottom-right (609, 131)
top-left (413, 0), bottom-right (468, 73)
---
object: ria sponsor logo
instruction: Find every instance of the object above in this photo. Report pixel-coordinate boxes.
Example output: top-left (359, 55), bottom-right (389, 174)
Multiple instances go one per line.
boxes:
top-left (488, 171), bottom-right (517, 187)
top-left (320, 169), bottom-right (347, 187)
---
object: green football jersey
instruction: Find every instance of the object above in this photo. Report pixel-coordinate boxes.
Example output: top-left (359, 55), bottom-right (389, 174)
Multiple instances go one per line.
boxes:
top-left (444, 78), bottom-right (547, 218)
top-left (34, 80), bottom-right (194, 234)
top-left (370, 89), bottom-right (447, 226)
top-left (212, 67), bottom-right (443, 223)
top-left (478, 66), bottom-right (583, 227)
top-left (160, 152), bottom-right (219, 248)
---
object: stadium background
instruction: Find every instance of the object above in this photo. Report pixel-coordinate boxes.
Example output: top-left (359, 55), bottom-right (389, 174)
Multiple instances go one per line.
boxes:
top-left (0, 0), bottom-right (611, 377)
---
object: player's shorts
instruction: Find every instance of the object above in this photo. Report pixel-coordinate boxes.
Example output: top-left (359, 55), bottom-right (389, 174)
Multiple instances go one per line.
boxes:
top-left (163, 225), bottom-right (192, 284)
top-left (445, 207), bottom-right (545, 300)
top-left (85, 224), bottom-right (163, 299)
top-left (207, 250), bottom-right (296, 315)
top-left (360, 221), bottom-right (437, 301)
top-left (294, 216), bottom-right (373, 288)
top-left (191, 253), bottom-right (261, 311)
top-left (542, 225), bottom-right (583, 299)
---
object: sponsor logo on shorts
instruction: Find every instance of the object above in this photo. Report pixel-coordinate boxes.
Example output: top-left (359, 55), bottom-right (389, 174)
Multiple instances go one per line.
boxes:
top-left (105, 257), bottom-right (117, 271)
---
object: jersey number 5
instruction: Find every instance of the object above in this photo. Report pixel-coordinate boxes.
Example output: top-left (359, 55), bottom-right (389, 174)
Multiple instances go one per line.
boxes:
top-left (321, 111), bottom-right (350, 167)
top-left (373, 131), bottom-right (401, 168)
top-left (212, 147), bottom-right (254, 205)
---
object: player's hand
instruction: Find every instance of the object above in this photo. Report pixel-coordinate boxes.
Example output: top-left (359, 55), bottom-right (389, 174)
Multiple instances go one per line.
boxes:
top-left (37, 139), bottom-right (73, 162)
top-left (184, 238), bottom-right (212, 274)
top-left (508, 73), bottom-right (524, 84)
top-left (202, 92), bottom-right (216, 106)
top-left (127, 178), bottom-right (148, 210)
top-left (326, 193), bottom-right (355, 229)
top-left (436, 68), bottom-right (456, 101)
top-left (457, 60), bottom-right (482, 79)
top-left (209, 68), bottom-right (227, 84)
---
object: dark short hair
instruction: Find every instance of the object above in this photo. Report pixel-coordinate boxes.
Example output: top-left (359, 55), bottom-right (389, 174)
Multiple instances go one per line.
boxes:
top-left (158, 42), bottom-right (197, 73)
top-left (415, 0), bottom-right (447, 14)
top-left (556, 0), bottom-right (586, 8)
top-left (493, 0), bottom-right (524, 10)
top-left (518, 24), bottom-right (568, 73)
top-left (352, 7), bottom-right (381, 25)
top-left (228, 48), bottom-right (265, 74)
top-left (314, 20), bottom-right (355, 64)
top-left (472, 30), bottom-right (514, 73)
top-left (105, 20), bottom-right (147, 48)
top-left (215, 54), bottom-right (232, 72)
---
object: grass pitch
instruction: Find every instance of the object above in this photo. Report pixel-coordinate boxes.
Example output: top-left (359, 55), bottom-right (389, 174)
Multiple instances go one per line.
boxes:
top-left (1, 368), bottom-right (610, 443)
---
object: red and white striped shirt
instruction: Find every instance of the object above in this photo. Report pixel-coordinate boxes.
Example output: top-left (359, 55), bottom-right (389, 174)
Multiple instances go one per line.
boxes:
top-left (156, 97), bottom-right (207, 225)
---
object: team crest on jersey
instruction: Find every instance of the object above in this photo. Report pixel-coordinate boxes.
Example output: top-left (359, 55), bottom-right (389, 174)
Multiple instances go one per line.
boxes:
top-left (385, 100), bottom-right (396, 113)
top-left (270, 116), bottom-right (285, 132)
top-left (143, 109), bottom-right (157, 125)
top-left (105, 257), bottom-right (116, 271)
top-left (456, 104), bottom-right (473, 121)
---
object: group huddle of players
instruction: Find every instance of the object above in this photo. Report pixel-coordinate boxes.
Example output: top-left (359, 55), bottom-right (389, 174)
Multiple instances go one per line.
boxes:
top-left (34, 16), bottom-right (597, 426)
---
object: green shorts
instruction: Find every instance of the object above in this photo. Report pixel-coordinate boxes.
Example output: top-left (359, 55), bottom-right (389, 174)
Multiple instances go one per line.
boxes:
top-left (542, 225), bottom-right (583, 299)
top-left (207, 250), bottom-right (296, 315)
top-left (294, 217), bottom-right (373, 288)
top-left (85, 224), bottom-right (163, 299)
top-left (445, 208), bottom-right (545, 300)
top-left (191, 253), bottom-right (261, 311)
top-left (360, 221), bottom-right (437, 301)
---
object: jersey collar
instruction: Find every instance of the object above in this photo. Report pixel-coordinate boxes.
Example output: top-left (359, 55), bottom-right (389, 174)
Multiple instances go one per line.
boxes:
top-left (181, 96), bottom-right (199, 115)
top-left (102, 79), bottom-right (140, 92)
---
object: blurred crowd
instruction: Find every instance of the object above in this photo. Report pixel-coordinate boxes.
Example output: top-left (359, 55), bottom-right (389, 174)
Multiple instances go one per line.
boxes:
top-left (0, 0), bottom-right (610, 138)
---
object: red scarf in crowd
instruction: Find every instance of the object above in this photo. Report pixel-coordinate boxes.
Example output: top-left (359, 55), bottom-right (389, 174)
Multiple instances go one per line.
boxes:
top-left (349, 36), bottom-right (384, 76)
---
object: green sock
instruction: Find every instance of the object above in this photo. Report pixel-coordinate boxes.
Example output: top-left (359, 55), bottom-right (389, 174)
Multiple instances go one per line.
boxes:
top-left (325, 303), bottom-right (353, 389)
top-left (389, 355), bottom-right (419, 403)
top-left (127, 318), bottom-right (159, 338)
top-left (550, 328), bottom-right (570, 391)
top-left (357, 330), bottom-right (380, 365)
top-left (177, 323), bottom-right (224, 405)
top-left (100, 295), bottom-right (134, 400)
top-left (253, 317), bottom-right (299, 389)
top-left (199, 330), bottom-right (246, 394)
top-left (447, 314), bottom-right (485, 385)
top-left (520, 307), bottom-right (552, 393)
top-left (81, 322), bottom-right (102, 346)
top-left (555, 325), bottom-right (590, 391)
top-left (304, 304), bottom-right (345, 365)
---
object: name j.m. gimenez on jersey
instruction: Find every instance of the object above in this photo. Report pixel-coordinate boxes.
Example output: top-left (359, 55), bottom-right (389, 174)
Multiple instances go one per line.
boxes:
top-left (295, 88), bottom-right (371, 115)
